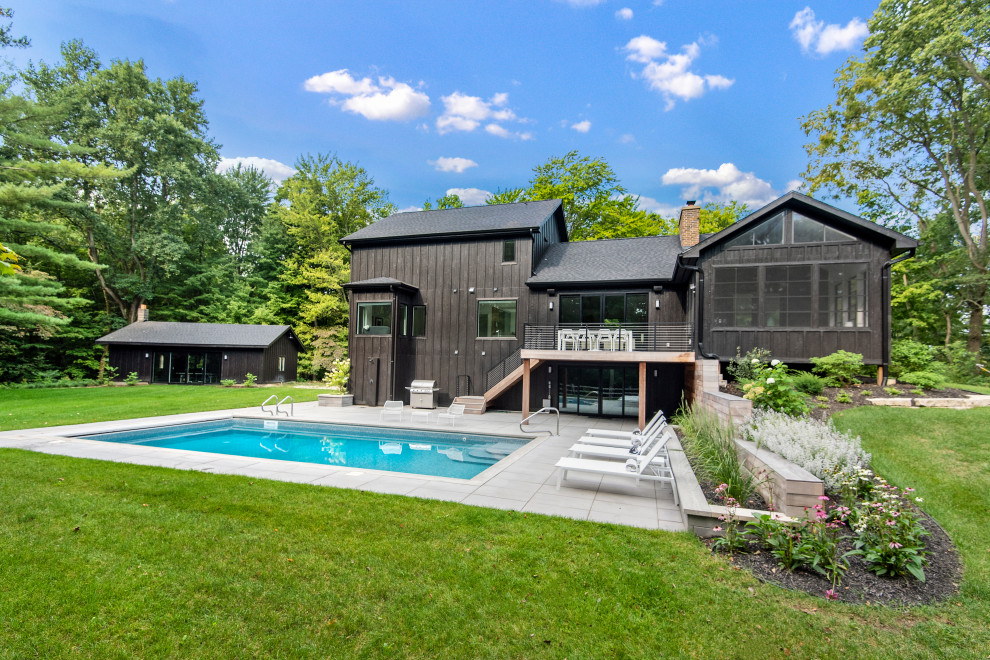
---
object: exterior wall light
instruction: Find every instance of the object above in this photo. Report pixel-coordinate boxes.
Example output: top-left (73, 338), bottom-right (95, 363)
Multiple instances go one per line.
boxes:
top-left (549, 300), bottom-right (554, 310)
top-left (655, 299), bottom-right (660, 309)
top-left (468, 287), bottom-right (475, 294)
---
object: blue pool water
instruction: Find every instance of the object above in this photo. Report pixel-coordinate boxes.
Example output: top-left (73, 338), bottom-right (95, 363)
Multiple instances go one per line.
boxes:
top-left (80, 418), bottom-right (529, 479)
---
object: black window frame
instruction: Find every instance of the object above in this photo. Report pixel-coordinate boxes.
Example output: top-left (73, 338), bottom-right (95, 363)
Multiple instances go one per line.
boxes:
top-left (502, 239), bottom-right (516, 263)
top-left (411, 305), bottom-right (427, 337)
top-left (477, 299), bottom-right (517, 338)
top-left (558, 292), bottom-right (649, 324)
top-left (355, 301), bottom-right (392, 336)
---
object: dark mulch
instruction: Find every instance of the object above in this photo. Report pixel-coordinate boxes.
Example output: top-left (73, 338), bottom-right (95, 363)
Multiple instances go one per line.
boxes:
top-left (709, 509), bottom-right (962, 606)
top-left (694, 470), bottom-right (771, 511)
top-left (720, 381), bottom-right (973, 421)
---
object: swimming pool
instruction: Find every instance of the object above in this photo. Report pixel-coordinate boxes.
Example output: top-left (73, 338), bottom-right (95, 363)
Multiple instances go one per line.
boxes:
top-left (79, 418), bottom-right (530, 479)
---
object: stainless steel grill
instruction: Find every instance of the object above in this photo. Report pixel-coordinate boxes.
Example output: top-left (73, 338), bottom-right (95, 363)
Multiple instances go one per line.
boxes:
top-left (406, 379), bottom-right (439, 409)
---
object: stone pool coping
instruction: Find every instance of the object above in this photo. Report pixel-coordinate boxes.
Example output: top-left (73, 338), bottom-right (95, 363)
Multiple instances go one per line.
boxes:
top-left (0, 402), bottom-right (685, 532)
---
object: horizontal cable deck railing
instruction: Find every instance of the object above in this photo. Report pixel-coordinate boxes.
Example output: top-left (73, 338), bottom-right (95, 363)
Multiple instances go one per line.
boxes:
top-left (485, 347), bottom-right (522, 392)
top-left (523, 323), bottom-right (694, 353)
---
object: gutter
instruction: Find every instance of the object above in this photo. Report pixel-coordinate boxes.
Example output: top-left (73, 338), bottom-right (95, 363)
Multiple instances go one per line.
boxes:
top-left (880, 248), bottom-right (916, 386)
top-left (676, 255), bottom-right (720, 361)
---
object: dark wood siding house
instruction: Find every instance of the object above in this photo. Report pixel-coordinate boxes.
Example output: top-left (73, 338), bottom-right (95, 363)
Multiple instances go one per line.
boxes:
top-left (340, 193), bottom-right (916, 423)
top-left (95, 317), bottom-right (304, 384)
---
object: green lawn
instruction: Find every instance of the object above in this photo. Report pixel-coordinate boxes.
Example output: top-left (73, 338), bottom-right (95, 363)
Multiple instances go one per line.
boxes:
top-left (0, 400), bottom-right (988, 658)
top-left (1, 384), bottom-right (330, 432)
top-left (947, 382), bottom-right (990, 395)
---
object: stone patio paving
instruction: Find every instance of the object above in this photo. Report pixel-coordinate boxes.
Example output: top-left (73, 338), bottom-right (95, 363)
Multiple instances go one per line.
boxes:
top-left (0, 402), bottom-right (686, 531)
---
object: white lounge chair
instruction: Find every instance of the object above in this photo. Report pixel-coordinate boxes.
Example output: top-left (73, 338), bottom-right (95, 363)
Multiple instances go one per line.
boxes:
top-left (380, 400), bottom-right (404, 422)
top-left (437, 403), bottom-right (465, 427)
top-left (555, 429), bottom-right (678, 505)
top-left (583, 410), bottom-right (666, 440)
top-left (567, 427), bottom-right (673, 467)
top-left (577, 419), bottom-right (668, 450)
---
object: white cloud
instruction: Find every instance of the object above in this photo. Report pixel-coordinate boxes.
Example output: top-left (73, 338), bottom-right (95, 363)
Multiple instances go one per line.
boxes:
top-left (303, 69), bottom-right (430, 121)
top-left (616, 7), bottom-right (633, 20)
top-left (623, 36), bottom-right (733, 110)
top-left (446, 187), bottom-right (491, 205)
top-left (633, 195), bottom-right (681, 218)
top-left (784, 179), bottom-right (804, 193)
top-left (397, 205), bottom-right (423, 214)
top-left (619, 133), bottom-right (636, 144)
top-left (217, 157), bottom-right (295, 183)
top-left (555, 0), bottom-right (605, 6)
top-left (660, 163), bottom-right (779, 207)
top-left (789, 8), bottom-right (868, 56)
top-left (429, 157), bottom-right (478, 173)
top-left (571, 120), bottom-right (592, 133)
top-left (437, 91), bottom-right (530, 139)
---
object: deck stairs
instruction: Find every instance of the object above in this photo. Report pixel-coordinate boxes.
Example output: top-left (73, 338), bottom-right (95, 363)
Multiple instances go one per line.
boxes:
top-left (452, 396), bottom-right (487, 414)
top-left (482, 359), bottom-right (544, 404)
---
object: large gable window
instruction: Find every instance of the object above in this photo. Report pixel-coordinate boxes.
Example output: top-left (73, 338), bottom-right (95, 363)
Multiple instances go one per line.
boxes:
top-left (478, 300), bottom-right (517, 338)
top-left (792, 213), bottom-right (854, 243)
top-left (723, 212), bottom-right (784, 248)
top-left (356, 302), bottom-right (391, 335)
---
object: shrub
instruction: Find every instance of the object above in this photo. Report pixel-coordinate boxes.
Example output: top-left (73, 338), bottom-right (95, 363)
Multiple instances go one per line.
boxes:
top-left (100, 365), bottom-right (119, 386)
top-left (898, 370), bottom-right (947, 390)
top-left (934, 341), bottom-right (990, 385)
top-left (835, 391), bottom-right (852, 404)
top-left (890, 340), bottom-right (935, 376)
top-left (883, 386), bottom-right (901, 396)
top-left (673, 402), bottom-right (761, 505)
top-left (321, 359), bottom-right (351, 394)
top-left (726, 347), bottom-right (772, 382)
top-left (124, 372), bottom-right (139, 386)
top-left (220, 379), bottom-right (236, 387)
top-left (810, 350), bottom-right (864, 387)
top-left (243, 373), bottom-right (258, 387)
top-left (791, 371), bottom-right (825, 396)
top-left (742, 410), bottom-right (871, 492)
top-left (741, 360), bottom-right (809, 415)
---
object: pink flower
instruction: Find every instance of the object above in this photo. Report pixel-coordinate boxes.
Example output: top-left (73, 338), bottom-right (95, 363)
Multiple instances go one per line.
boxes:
top-left (818, 495), bottom-right (830, 501)
top-left (886, 520), bottom-right (896, 526)
top-left (825, 589), bottom-right (837, 600)
top-left (889, 542), bottom-right (903, 549)
top-left (712, 526), bottom-right (723, 532)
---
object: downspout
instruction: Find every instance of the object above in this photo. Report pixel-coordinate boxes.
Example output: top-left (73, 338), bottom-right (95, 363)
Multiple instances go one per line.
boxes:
top-left (880, 248), bottom-right (916, 386)
top-left (676, 255), bottom-right (719, 360)
top-left (389, 285), bottom-right (398, 402)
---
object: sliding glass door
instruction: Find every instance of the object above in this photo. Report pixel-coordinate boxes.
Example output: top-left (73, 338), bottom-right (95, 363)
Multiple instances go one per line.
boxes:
top-left (557, 366), bottom-right (638, 417)
top-left (152, 351), bottom-right (223, 384)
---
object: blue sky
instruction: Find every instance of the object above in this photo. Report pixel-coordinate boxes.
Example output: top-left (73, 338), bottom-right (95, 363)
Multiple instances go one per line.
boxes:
top-left (8, 0), bottom-right (879, 216)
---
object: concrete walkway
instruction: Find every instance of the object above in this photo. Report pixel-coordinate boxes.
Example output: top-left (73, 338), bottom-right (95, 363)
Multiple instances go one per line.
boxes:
top-left (0, 403), bottom-right (685, 531)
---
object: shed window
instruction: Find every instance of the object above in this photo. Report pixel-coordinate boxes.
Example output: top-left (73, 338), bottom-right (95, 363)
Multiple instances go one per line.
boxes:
top-left (792, 213), bottom-right (854, 243)
top-left (723, 212), bottom-right (784, 248)
top-left (277, 356), bottom-right (286, 371)
top-left (399, 304), bottom-right (409, 336)
top-left (820, 264), bottom-right (868, 327)
top-left (478, 300), bottom-right (517, 338)
top-left (502, 239), bottom-right (516, 263)
top-left (764, 265), bottom-right (813, 327)
top-left (712, 267), bottom-right (758, 327)
top-left (412, 305), bottom-right (427, 337)
top-left (356, 302), bottom-right (391, 335)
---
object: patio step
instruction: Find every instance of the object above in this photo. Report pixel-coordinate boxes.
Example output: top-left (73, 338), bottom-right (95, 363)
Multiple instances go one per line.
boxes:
top-left (452, 396), bottom-right (487, 414)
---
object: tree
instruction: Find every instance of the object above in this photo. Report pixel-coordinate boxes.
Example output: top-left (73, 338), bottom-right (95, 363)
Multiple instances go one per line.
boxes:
top-left (23, 41), bottom-right (221, 323)
top-left (422, 193), bottom-right (462, 210)
top-left (802, 0), bottom-right (990, 352)
top-left (263, 153), bottom-right (393, 377)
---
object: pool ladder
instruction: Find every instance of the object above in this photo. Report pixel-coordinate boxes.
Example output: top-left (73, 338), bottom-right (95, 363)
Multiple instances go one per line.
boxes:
top-left (519, 406), bottom-right (559, 438)
top-left (261, 394), bottom-right (294, 417)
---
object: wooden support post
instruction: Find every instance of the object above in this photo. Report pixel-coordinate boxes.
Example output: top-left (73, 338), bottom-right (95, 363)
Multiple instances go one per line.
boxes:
top-left (877, 365), bottom-right (885, 386)
top-left (638, 361), bottom-right (647, 430)
top-left (521, 358), bottom-right (531, 425)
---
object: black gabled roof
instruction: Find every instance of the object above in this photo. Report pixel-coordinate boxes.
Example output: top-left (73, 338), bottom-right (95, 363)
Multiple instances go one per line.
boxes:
top-left (343, 277), bottom-right (418, 293)
top-left (527, 235), bottom-right (683, 287)
top-left (95, 322), bottom-right (304, 351)
top-left (339, 199), bottom-right (566, 245)
top-left (680, 191), bottom-right (918, 258)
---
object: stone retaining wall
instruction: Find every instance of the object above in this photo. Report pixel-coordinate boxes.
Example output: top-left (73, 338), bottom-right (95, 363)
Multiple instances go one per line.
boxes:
top-left (734, 438), bottom-right (825, 518)
top-left (685, 359), bottom-right (752, 425)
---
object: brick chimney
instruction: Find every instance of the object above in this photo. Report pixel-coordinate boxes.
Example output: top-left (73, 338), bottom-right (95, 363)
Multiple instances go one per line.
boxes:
top-left (678, 200), bottom-right (701, 249)
top-left (135, 304), bottom-right (149, 322)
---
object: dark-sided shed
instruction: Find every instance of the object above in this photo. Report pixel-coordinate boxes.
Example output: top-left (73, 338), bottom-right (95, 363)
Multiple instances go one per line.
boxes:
top-left (95, 320), bottom-right (304, 384)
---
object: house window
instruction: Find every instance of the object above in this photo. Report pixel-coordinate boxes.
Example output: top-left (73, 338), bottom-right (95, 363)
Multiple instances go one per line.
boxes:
top-left (723, 212), bottom-right (784, 248)
top-left (356, 302), bottom-right (391, 335)
top-left (478, 300), bottom-right (517, 338)
top-left (412, 305), bottom-right (427, 337)
top-left (559, 293), bottom-right (649, 324)
top-left (820, 263), bottom-right (868, 327)
top-left (399, 305), bottom-right (409, 336)
top-left (277, 356), bottom-right (286, 371)
top-left (764, 265), bottom-right (813, 327)
top-left (712, 267), bottom-right (758, 327)
top-left (502, 239), bottom-right (516, 263)
top-left (792, 213), bottom-right (854, 243)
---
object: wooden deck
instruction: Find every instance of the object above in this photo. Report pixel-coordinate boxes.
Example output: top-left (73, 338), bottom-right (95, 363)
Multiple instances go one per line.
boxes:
top-left (520, 349), bottom-right (695, 363)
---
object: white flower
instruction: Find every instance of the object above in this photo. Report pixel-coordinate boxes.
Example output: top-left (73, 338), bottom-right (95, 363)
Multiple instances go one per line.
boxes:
top-left (771, 359), bottom-right (780, 367)
top-left (751, 358), bottom-right (759, 364)
top-left (766, 377), bottom-right (776, 384)
top-left (915, 497), bottom-right (924, 503)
